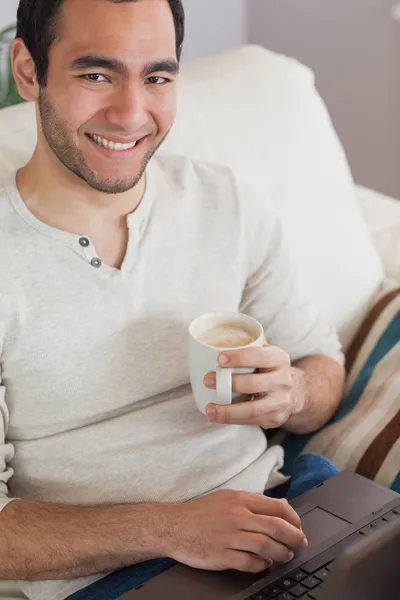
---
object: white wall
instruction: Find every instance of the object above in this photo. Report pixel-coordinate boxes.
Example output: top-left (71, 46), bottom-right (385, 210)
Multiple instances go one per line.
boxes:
top-left (0, 0), bottom-right (247, 60)
top-left (248, 0), bottom-right (400, 199)
top-left (0, 0), bottom-right (17, 30)
top-left (182, 0), bottom-right (246, 60)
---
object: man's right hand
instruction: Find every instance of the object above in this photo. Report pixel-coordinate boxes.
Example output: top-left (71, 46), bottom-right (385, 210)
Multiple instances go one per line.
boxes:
top-left (0, 493), bottom-right (307, 582)
top-left (162, 490), bottom-right (308, 573)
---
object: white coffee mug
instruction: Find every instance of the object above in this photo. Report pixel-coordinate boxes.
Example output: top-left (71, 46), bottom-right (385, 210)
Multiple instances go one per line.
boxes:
top-left (189, 312), bottom-right (265, 414)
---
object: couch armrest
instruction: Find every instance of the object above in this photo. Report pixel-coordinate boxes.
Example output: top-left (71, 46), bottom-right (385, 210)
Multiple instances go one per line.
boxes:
top-left (356, 185), bottom-right (400, 284)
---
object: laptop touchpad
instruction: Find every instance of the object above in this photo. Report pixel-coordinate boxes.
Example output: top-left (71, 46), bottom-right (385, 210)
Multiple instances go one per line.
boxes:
top-left (301, 507), bottom-right (350, 547)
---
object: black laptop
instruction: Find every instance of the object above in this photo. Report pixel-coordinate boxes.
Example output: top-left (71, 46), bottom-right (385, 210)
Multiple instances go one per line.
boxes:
top-left (117, 470), bottom-right (400, 600)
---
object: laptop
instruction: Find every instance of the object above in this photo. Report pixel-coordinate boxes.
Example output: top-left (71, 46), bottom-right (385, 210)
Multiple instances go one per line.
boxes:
top-left (118, 470), bottom-right (400, 600)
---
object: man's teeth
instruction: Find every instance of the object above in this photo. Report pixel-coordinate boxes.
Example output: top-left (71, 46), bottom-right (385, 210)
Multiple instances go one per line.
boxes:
top-left (89, 134), bottom-right (139, 151)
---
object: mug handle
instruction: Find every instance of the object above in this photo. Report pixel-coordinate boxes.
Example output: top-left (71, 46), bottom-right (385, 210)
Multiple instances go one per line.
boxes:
top-left (216, 365), bottom-right (232, 405)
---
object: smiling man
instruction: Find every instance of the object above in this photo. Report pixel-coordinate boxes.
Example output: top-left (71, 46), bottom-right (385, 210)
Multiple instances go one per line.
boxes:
top-left (0, 1), bottom-right (345, 600)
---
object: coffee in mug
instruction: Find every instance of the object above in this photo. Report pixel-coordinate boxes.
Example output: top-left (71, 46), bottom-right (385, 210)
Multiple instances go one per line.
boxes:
top-left (198, 323), bottom-right (257, 349)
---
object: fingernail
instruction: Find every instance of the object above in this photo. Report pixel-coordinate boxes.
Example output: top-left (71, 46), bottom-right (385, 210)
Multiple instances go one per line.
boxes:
top-left (204, 375), bottom-right (215, 388)
top-left (206, 406), bottom-right (217, 420)
top-left (265, 558), bottom-right (273, 568)
top-left (303, 538), bottom-right (308, 548)
top-left (286, 552), bottom-right (294, 562)
top-left (219, 353), bottom-right (230, 365)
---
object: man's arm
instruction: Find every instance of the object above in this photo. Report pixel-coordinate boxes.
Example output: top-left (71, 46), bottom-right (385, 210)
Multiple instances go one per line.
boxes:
top-left (0, 499), bottom-right (171, 581)
top-left (284, 355), bottom-right (346, 434)
top-left (0, 492), bottom-right (308, 581)
top-left (202, 181), bottom-right (347, 432)
top-left (203, 185), bottom-right (346, 431)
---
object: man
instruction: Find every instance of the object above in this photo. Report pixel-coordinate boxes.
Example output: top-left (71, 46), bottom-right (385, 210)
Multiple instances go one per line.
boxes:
top-left (0, 1), bottom-right (346, 599)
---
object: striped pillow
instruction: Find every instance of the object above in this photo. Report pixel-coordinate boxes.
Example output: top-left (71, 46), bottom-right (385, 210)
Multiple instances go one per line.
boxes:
top-left (282, 289), bottom-right (400, 492)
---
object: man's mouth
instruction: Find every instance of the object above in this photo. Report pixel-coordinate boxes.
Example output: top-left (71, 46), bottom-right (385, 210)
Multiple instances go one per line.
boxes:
top-left (86, 133), bottom-right (142, 152)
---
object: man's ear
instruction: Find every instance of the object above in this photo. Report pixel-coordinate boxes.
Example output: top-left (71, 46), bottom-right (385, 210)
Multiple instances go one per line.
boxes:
top-left (11, 38), bottom-right (40, 102)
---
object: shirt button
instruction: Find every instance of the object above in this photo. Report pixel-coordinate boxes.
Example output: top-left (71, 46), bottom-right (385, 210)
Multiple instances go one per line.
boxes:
top-left (91, 258), bottom-right (102, 268)
top-left (79, 237), bottom-right (90, 247)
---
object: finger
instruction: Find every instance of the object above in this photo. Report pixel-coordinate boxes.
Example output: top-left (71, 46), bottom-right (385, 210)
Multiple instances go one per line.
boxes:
top-left (234, 532), bottom-right (295, 565)
top-left (246, 515), bottom-right (307, 552)
top-left (206, 392), bottom-right (291, 425)
top-left (259, 409), bottom-right (293, 429)
top-left (204, 371), bottom-right (290, 393)
top-left (231, 371), bottom-right (292, 395)
top-left (226, 550), bottom-right (272, 574)
top-left (247, 495), bottom-right (303, 531)
top-left (218, 346), bottom-right (290, 370)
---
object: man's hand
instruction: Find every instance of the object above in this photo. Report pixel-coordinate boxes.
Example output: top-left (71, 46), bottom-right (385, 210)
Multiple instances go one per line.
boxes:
top-left (163, 490), bottom-right (307, 573)
top-left (203, 345), bottom-right (302, 428)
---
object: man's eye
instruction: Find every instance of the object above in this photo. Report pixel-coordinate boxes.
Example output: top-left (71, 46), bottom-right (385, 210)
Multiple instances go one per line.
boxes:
top-left (146, 76), bottom-right (170, 85)
top-left (81, 74), bottom-right (108, 83)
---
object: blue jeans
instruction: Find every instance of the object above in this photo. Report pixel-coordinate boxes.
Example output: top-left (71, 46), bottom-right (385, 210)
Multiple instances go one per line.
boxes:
top-left (67, 454), bottom-right (339, 600)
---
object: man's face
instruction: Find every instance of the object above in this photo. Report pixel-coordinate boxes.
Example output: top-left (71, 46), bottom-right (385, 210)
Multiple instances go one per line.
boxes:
top-left (38, 0), bottom-right (179, 194)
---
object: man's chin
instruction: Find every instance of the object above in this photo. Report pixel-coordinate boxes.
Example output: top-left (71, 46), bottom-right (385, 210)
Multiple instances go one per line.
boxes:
top-left (83, 175), bottom-right (142, 195)
top-left (64, 140), bottom-right (158, 194)
top-left (68, 161), bottom-right (145, 194)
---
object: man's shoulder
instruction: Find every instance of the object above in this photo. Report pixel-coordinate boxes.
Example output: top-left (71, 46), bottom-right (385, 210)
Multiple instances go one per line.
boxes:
top-left (151, 153), bottom-right (278, 218)
top-left (152, 152), bottom-right (237, 191)
top-left (0, 176), bottom-right (16, 222)
top-left (0, 175), bottom-right (25, 249)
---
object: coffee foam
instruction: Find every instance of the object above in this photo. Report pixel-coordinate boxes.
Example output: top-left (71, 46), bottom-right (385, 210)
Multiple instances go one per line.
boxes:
top-left (198, 324), bottom-right (256, 349)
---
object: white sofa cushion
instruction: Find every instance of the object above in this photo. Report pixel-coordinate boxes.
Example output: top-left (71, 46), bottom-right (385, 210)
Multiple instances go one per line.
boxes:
top-left (357, 186), bottom-right (400, 283)
top-left (0, 45), bottom-right (384, 350)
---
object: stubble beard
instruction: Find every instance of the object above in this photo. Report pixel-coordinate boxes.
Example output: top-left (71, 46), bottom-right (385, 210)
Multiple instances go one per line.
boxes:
top-left (38, 89), bottom-right (170, 194)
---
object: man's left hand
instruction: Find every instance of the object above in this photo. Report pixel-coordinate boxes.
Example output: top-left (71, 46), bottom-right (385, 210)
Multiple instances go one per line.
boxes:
top-left (204, 345), bottom-right (304, 428)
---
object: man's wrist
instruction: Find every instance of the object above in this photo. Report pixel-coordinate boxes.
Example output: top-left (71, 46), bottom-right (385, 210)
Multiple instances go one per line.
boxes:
top-left (129, 502), bottom-right (177, 559)
top-left (284, 355), bottom-right (345, 434)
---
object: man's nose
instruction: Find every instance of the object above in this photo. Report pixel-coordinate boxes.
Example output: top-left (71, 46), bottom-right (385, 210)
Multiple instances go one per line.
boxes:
top-left (105, 85), bottom-right (148, 131)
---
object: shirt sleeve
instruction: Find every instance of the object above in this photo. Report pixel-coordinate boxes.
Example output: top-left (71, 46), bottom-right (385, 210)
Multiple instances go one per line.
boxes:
top-left (0, 364), bottom-right (16, 511)
top-left (239, 182), bottom-right (345, 366)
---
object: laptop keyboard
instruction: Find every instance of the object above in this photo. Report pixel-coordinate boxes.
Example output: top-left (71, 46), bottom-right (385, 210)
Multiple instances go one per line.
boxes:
top-left (250, 563), bottom-right (333, 599)
top-left (246, 507), bottom-right (399, 600)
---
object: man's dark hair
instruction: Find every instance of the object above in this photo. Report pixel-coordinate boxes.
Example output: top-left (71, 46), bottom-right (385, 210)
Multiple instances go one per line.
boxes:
top-left (16, 0), bottom-right (185, 87)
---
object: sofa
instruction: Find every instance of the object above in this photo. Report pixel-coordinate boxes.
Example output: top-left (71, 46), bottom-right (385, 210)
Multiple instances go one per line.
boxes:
top-left (0, 45), bottom-right (399, 599)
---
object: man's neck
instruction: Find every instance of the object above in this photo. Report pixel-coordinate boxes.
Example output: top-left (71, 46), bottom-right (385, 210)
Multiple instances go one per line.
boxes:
top-left (16, 146), bottom-right (146, 236)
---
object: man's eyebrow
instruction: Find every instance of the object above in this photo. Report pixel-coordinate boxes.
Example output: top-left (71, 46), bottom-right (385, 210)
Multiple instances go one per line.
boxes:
top-left (67, 56), bottom-right (179, 77)
top-left (141, 59), bottom-right (180, 77)
top-left (67, 55), bottom-right (130, 76)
